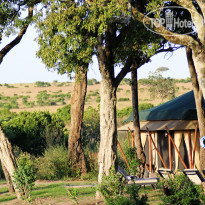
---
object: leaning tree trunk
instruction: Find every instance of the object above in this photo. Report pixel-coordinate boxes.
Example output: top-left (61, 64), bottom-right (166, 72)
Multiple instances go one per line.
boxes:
top-left (186, 47), bottom-right (205, 171)
top-left (98, 76), bottom-right (118, 183)
top-left (131, 67), bottom-right (146, 178)
top-left (68, 70), bottom-right (87, 175)
top-left (0, 126), bottom-right (21, 199)
top-left (1, 161), bottom-right (14, 193)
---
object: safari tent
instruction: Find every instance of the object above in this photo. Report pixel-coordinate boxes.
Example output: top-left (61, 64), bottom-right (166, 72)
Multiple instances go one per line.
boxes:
top-left (118, 91), bottom-right (203, 172)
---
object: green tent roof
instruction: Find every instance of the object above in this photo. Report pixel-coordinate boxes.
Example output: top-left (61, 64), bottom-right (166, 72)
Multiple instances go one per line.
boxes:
top-left (126, 91), bottom-right (203, 121)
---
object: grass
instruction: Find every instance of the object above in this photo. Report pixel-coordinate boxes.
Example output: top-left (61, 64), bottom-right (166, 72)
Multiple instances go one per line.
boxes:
top-left (0, 181), bottom-right (163, 204)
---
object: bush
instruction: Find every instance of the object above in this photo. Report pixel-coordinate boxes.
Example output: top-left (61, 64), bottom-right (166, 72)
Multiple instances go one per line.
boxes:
top-left (56, 104), bottom-right (71, 123)
top-left (2, 111), bottom-right (65, 156)
top-left (118, 98), bottom-right (130, 102)
top-left (35, 81), bottom-right (51, 87)
top-left (13, 153), bottom-right (36, 200)
top-left (157, 173), bottom-right (205, 205)
top-left (36, 146), bottom-right (73, 180)
top-left (117, 106), bottom-right (132, 118)
top-left (87, 78), bottom-right (99, 85)
top-left (98, 167), bottom-right (147, 205)
top-left (82, 106), bottom-right (100, 152)
top-left (138, 103), bottom-right (154, 111)
top-left (125, 147), bottom-right (141, 176)
top-left (96, 96), bottom-right (100, 102)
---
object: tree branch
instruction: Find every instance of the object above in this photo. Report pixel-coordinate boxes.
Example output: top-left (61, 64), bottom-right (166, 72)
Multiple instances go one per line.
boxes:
top-left (0, 6), bottom-right (34, 64)
top-left (132, 7), bottom-right (200, 50)
top-left (115, 56), bottom-right (133, 87)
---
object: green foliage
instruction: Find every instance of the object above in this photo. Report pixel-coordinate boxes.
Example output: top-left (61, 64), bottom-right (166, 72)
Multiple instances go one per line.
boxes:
top-left (36, 90), bottom-right (70, 106)
top-left (13, 153), bottom-right (36, 200)
top-left (36, 0), bottom-right (162, 76)
top-left (98, 167), bottom-right (147, 205)
top-left (36, 91), bottom-right (56, 106)
top-left (0, 108), bottom-right (16, 122)
top-left (67, 188), bottom-right (79, 204)
top-left (82, 106), bottom-right (100, 152)
top-left (87, 79), bottom-right (99, 85)
top-left (87, 90), bottom-right (99, 97)
top-left (117, 88), bottom-right (123, 92)
top-left (157, 173), bottom-right (205, 205)
top-left (174, 77), bottom-right (191, 83)
top-left (139, 103), bottom-right (154, 111)
top-left (35, 81), bottom-right (51, 87)
top-left (36, 146), bottom-right (74, 180)
top-left (22, 96), bottom-right (35, 108)
top-left (117, 106), bottom-right (132, 118)
top-left (96, 96), bottom-right (100, 102)
top-left (118, 98), bottom-right (130, 102)
top-left (2, 111), bottom-right (65, 156)
top-left (56, 104), bottom-right (71, 123)
top-left (121, 78), bottom-right (131, 85)
top-left (142, 71), bottom-right (176, 102)
top-left (125, 147), bottom-right (141, 176)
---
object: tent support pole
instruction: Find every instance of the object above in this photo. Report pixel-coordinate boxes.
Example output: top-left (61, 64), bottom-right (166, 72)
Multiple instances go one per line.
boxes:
top-left (127, 131), bottom-right (130, 147)
top-left (188, 131), bottom-right (193, 168)
top-left (128, 127), bottom-right (135, 148)
top-left (149, 131), bottom-right (152, 173)
top-left (168, 132), bottom-right (172, 170)
top-left (117, 140), bottom-right (130, 169)
top-left (192, 125), bottom-right (198, 168)
top-left (147, 128), bottom-right (168, 169)
top-left (166, 127), bottom-right (188, 169)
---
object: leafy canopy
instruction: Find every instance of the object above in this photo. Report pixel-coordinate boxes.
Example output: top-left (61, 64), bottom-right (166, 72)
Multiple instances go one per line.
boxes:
top-left (36, 0), bottom-right (163, 75)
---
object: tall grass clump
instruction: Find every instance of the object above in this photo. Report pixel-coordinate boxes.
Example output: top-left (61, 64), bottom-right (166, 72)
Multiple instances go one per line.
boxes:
top-left (36, 146), bottom-right (74, 180)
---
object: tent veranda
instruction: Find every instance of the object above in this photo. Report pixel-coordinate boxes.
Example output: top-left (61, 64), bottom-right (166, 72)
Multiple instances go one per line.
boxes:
top-left (118, 91), bottom-right (203, 171)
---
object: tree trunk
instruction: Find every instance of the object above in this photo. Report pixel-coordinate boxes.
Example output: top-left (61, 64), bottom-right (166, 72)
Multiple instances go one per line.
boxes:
top-left (186, 47), bottom-right (205, 171)
top-left (68, 70), bottom-right (87, 175)
top-left (192, 47), bottom-right (205, 101)
top-left (1, 161), bottom-right (14, 193)
top-left (98, 76), bottom-right (118, 183)
top-left (0, 125), bottom-right (21, 199)
top-left (131, 67), bottom-right (146, 177)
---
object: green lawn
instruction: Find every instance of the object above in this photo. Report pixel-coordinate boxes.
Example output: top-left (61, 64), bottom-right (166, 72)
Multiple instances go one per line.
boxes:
top-left (0, 181), bottom-right (163, 204)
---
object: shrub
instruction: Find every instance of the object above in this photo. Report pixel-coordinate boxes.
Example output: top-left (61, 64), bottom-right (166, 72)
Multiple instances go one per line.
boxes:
top-left (56, 104), bottom-right (71, 123)
top-left (87, 78), bottom-right (99, 85)
top-left (138, 103), bottom-right (154, 111)
top-left (13, 153), bottom-right (36, 200)
top-left (82, 106), bottom-right (100, 152)
top-left (2, 111), bottom-right (65, 156)
top-left (117, 106), bottom-right (132, 118)
top-left (36, 146), bottom-right (73, 180)
top-left (125, 147), bottom-right (141, 177)
top-left (96, 96), bottom-right (100, 102)
top-left (120, 78), bottom-right (131, 85)
top-left (98, 167), bottom-right (147, 205)
top-left (157, 173), bottom-right (205, 205)
top-left (0, 108), bottom-right (16, 122)
top-left (118, 98), bottom-right (129, 102)
top-left (35, 81), bottom-right (51, 87)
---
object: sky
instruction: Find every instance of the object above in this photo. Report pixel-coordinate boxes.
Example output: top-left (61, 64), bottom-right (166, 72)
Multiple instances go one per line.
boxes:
top-left (0, 25), bottom-right (191, 84)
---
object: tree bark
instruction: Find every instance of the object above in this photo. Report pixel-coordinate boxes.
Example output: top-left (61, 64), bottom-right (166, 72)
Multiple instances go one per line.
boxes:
top-left (131, 67), bottom-right (146, 177)
top-left (98, 76), bottom-right (118, 183)
top-left (1, 161), bottom-right (15, 193)
top-left (0, 125), bottom-right (21, 199)
top-left (68, 70), bottom-right (87, 175)
top-left (186, 47), bottom-right (205, 171)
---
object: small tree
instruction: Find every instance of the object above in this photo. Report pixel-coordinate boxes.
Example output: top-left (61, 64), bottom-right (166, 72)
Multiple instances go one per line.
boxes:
top-left (143, 71), bottom-right (176, 102)
top-left (13, 153), bottom-right (36, 200)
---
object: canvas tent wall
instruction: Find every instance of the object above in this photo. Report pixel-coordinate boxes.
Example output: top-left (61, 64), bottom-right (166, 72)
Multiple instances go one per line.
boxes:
top-left (118, 91), bottom-right (203, 171)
